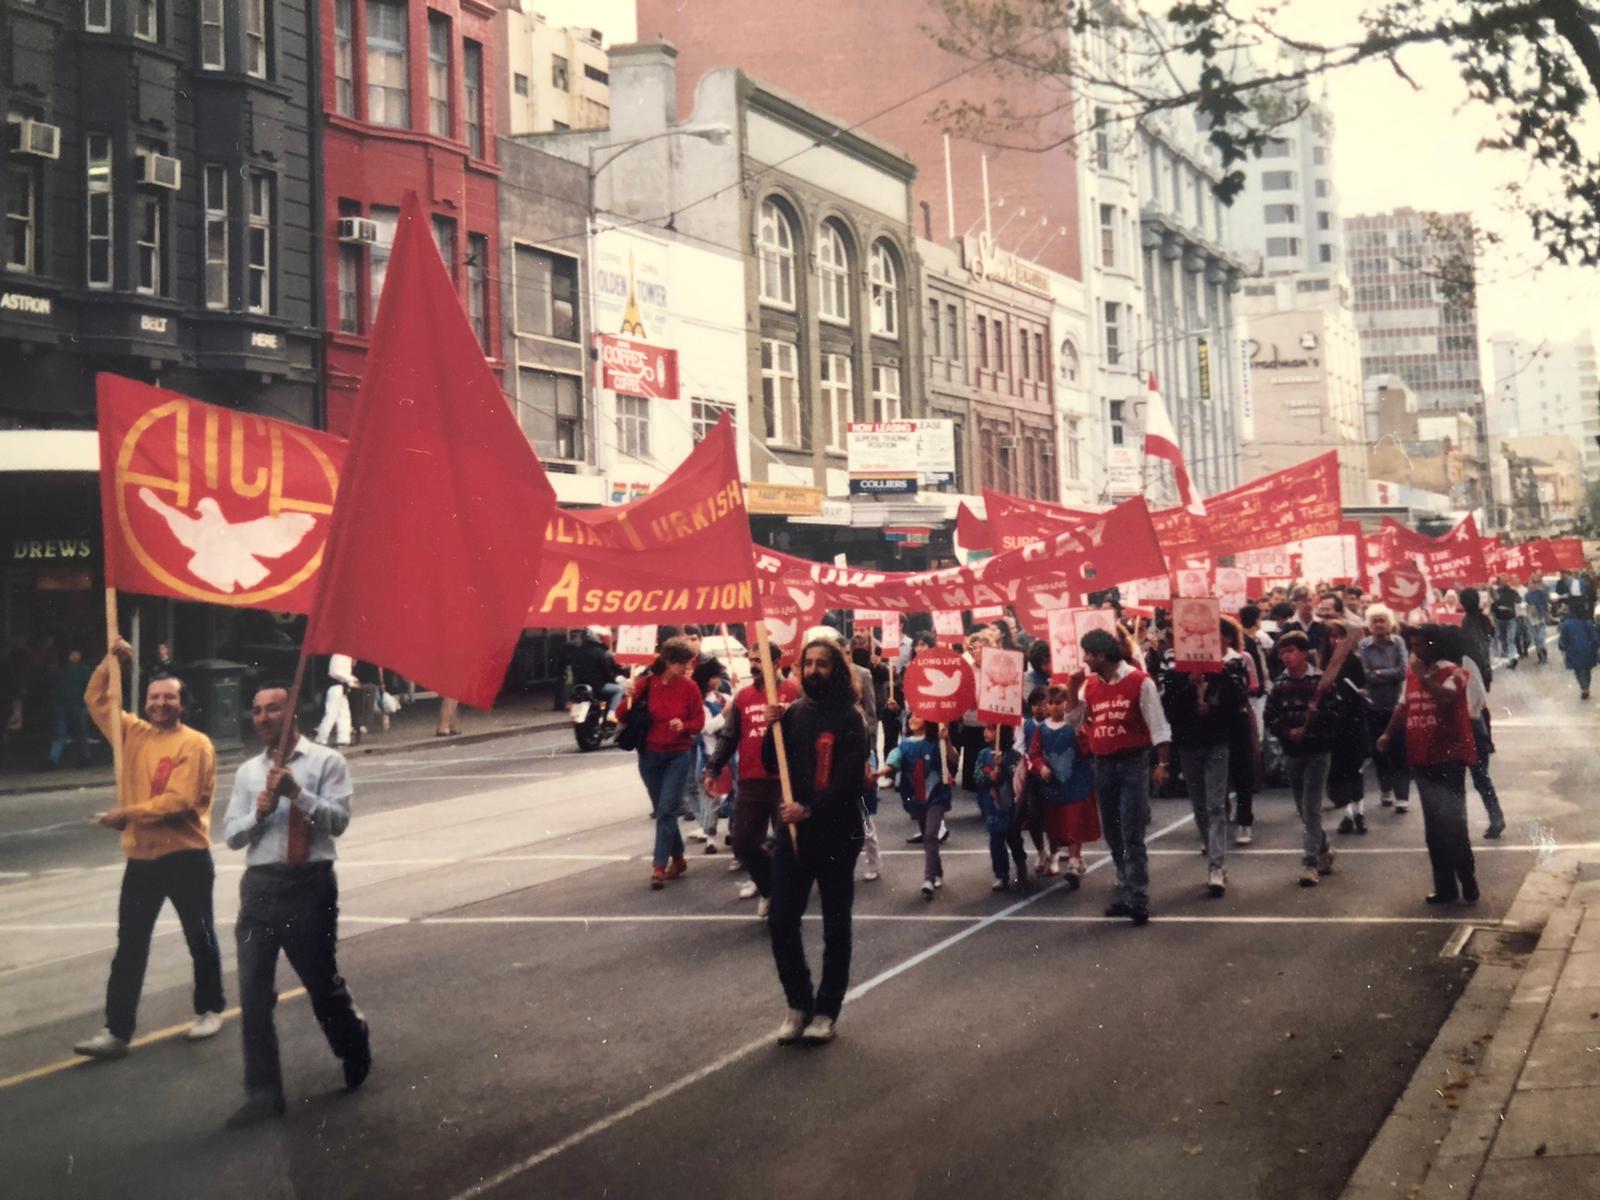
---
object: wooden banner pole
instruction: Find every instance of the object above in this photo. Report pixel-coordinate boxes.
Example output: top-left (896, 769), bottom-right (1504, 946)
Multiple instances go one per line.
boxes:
top-left (104, 587), bottom-right (124, 812)
top-left (275, 650), bottom-right (311, 767)
top-left (752, 618), bottom-right (798, 848)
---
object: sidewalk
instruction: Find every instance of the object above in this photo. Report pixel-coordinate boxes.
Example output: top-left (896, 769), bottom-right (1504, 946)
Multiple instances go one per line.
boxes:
top-left (1344, 855), bottom-right (1600, 1199)
top-left (0, 689), bottom-right (572, 798)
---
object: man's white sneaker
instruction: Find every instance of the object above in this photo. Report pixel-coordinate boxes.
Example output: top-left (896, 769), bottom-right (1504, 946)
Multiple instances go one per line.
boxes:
top-left (862, 869), bottom-right (880, 882)
top-left (801, 1016), bottom-right (836, 1044)
top-left (1207, 867), bottom-right (1227, 897)
top-left (73, 1028), bottom-right (129, 1059)
top-left (756, 896), bottom-right (771, 919)
top-left (776, 1010), bottom-right (809, 1044)
top-left (920, 881), bottom-right (936, 901)
top-left (687, 830), bottom-right (709, 842)
top-left (1235, 826), bottom-right (1253, 846)
top-left (727, 858), bottom-right (744, 873)
top-left (737, 881), bottom-right (759, 900)
top-left (1394, 802), bottom-right (1410, 814)
top-left (186, 1011), bottom-right (224, 1041)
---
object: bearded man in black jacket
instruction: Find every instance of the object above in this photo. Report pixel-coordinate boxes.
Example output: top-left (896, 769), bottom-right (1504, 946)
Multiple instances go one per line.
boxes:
top-left (761, 637), bottom-right (869, 1046)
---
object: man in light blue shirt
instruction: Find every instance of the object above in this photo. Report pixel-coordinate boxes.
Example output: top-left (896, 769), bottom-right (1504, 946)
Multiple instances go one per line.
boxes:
top-left (220, 682), bottom-right (370, 1128)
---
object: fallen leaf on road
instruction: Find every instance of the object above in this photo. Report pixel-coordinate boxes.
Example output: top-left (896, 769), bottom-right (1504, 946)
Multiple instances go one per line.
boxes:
top-left (1184, 1145), bottom-right (1203, 1156)
top-left (1271, 1088), bottom-right (1284, 1097)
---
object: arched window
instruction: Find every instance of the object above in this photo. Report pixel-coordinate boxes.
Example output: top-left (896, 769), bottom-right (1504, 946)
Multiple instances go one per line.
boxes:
top-left (1060, 338), bottom-right (1081, 384)
top-left (818, 221), bottom-right (850, 323)
top-left (759, 200), bottom-right (795, 307)
top-left (869, 240), bottom-right (899, 337)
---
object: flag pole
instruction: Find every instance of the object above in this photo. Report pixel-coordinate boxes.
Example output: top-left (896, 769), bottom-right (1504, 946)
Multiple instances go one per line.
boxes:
top-left (275, 649), bottom-right (311, 766)
top-left (103, 587), bottom-right (124, 811)
top-left (751, 617), bottom-right (799, 849)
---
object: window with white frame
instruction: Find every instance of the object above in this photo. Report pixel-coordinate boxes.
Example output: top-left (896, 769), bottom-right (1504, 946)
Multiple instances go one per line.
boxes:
top-left (467, 232), bottom-right (489, 349)
top-left (761, 338), bottom-right (800, 444)
top-left (519, 368), bottom-right (583, 461)
top-left (869, 241), bottom-right (898, 337)
top-left (1103, 301), bottom-right (1121, 365)
top-left (86, 132), bottom-right (112, 287)
top-left (1093, 106), bottom-right (1110, 171)
top-left (1265, 236), bottom-right (1301, 258)
top-left (367, 0), bottom-right (409, 129)
top-left (871, 363), bottom-right (901, 421)
top-left (1262, 170), bottom-right (1296, 190)
top-left (552, 54), bottom-right (569, 91)
top-left (85, 0), bottom-right (110, 32)
top-left (334, 0), bottom-right (355, 115)
top-left (247, 171), bottom-right (272, 312)
top-left (945, 303), bottom-right (959, 363)
top-left (1065, 417), bottom-right (1082, 481)
top-left (691, 397), bottom-right (735, 444)
top-left (817, 221), bottom-right (849, 322)
top-left (133, 0), bottom-right (157, 42)
top-left (975, 314), bottom-right (989, 369)
top-left (1264, 203), bottom-right (1299, 224)
top-left (245, 0), bottom-right (267, 77)
top-left (1261, 137), bottom-right (1293, 158)
top-left (203, 164), bottom-right (229, 308)
top-left (616, 394), bottom-right (650, 459)
top-left (427, 13), bottom-right (451, 137)
top-left (369, 204), bottom-right (398, 321)
top-left (200, 0), bottom-right (225, 69)
top-left (991, 313), bottom-right (1006, 373)
top-left (820, 352), bottom-right (852, 452)
top-left (1099, 203), bottom-right (1116, 268)
top-left (758, 200), bottom-right (795, 307)
top-left (6, 166), bottom-right (37, 274)
top-left (135, 192), bottom-right (163, 295)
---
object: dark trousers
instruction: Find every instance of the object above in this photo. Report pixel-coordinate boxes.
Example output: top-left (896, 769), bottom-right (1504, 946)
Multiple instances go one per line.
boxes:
top-left (768, 841), bottom-right (859, 1021)
top-left (236, 863), bottom-right (369, 1101)
top-left (105, 849), bottom-right (224, 1041)
top-left (958, 723), bottom-right (985, 791)
top-left (1469, 718), bottom-right (1504, 827)
top-left (880, 707), bottom-right (901, 757)
top-left (988, 813), bottom-right (1028, 881)
top-left (1415, 763), bottom-right (1477, 899)
top-left (730, 778), bottom-right (781, 898)
top-left (1366, 707), bottom-right (1410, 801)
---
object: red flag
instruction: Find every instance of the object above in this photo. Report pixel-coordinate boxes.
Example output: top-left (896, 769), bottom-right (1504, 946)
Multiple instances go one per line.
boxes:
top-left (305, 194), bottom-right (557, 709)
top-left (97, 375), bottom-right (348, 612)
top-left (956, 502), bottom-right (993, 553)
top-left (1144, 373), bottom-right (1205, 515)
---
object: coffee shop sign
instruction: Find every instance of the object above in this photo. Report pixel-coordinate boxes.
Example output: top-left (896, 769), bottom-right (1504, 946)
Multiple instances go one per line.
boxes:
top-left (962, 232), bottom-right (1051, 297)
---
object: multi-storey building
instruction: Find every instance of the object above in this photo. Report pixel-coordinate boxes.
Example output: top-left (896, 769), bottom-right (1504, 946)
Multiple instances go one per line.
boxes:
top-left (1488, 331), bottom-right (1600, 489)
top-left (535, 43), bottom-right (929, 562)
top-left (496, 2), bottom-right (609, 136)
top-left (1232, 85), bottom-right (1344, 274)
top-left (320, 0), bottom-right (501, 436)
top-left (1, 0), bottom-right (320, 665)
top-left (1137, 115), bottom-right (1251, 499)
top-left (1237, 271), bottom-right (1367, 499)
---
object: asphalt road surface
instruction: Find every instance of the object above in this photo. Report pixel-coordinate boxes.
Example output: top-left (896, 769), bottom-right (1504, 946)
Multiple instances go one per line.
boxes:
top-left (2, 661), bottom-right (1597, 1199)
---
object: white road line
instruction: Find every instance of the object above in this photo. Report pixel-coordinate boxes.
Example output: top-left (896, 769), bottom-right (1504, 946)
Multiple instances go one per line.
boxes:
top-left (444, 811), bottom-right (1197, 1200)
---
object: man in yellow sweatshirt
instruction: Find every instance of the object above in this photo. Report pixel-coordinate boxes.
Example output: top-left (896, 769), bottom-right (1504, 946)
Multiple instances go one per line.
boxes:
top-left (73, 638), bottom-right (225, 1059)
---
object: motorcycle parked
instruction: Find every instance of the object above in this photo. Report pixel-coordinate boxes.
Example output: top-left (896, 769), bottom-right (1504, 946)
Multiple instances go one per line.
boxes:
top-left (569, 683), bottom-right (619, 752)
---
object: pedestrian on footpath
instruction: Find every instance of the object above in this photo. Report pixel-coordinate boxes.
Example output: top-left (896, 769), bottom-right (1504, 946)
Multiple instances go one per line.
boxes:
top-left (976, 724), bottom-right (1029, 891)
top-left (1025, 681), bottom-right (1098, 885)
top-left (1358, 605), bottom-right (1412, 815)
top-left (73, 638), bottom-right (224, 1060)
top-left (703, 644), bottom-right (798, 916)
top-left (1558, 599), bottom-right (1599, 700)
top-left (880, 714), bottom-right (954, 899)
top-left (1379, 626), bottom-right (1479, 905)
top-left (1264, 631), bottom-right (1337, 888)
top-left (1158, 631), bottom-right (1242, 897)
top-left (315, 653), bottom-right (357, 747)
top-left (762, 637), bottom-right (870, 1044)
top-left (620, 636), bottom-right (705, 890)
top-left (46, 646), bottom-right (94, 768)
top-left (1078, 628), bottom-right (1171, 926)
top-left (220, 683), bottom-right (371, 1127)
top-left (1459, 654), bottom-right (1506, 839)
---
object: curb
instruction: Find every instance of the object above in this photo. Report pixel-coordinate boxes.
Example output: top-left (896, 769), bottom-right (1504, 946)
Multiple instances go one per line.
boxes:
top-left (0, 713), bottom-right (574, 799)
top-left (1339, 854), bottom-right (1580, 1200)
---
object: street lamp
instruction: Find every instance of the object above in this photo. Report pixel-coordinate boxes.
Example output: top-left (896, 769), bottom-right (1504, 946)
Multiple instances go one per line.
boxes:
top-left (587, 124), bottom-right (732, 226)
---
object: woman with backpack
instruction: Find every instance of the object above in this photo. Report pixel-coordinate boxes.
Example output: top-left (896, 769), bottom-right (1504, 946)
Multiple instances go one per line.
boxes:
top-left (618, 637), bottom-right (705, 890)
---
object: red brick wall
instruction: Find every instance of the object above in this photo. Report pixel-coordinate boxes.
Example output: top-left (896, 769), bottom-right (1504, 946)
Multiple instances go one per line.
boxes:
top-left (636, 0), bottom-right (1081, 281)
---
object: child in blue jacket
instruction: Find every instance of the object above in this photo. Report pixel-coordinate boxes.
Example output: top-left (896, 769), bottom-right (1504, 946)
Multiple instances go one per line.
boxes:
top-left (879, 714), bottom-right (955, 900)
top-left (977, 724), bottom-right (1029, 891)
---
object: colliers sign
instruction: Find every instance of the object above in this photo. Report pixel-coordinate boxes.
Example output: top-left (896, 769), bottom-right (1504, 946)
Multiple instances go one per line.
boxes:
top-left (961, 232), bottom-right (1051, 298)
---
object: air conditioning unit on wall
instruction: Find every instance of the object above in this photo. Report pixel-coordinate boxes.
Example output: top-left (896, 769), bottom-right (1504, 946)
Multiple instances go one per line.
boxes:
top-left (7, 118), bottom-right (61, 160)
top-left (337, 217), bottom-right (379, 244)
top-left (137, 152), bottom-right (182, 190)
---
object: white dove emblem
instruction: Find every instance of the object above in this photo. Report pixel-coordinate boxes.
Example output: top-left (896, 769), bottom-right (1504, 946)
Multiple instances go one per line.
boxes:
top-left (1389, 574), bottom-right (1422, 600)
top-left (787, 586), bottom-right (816, 612)
top-left (920, 668), bottom-right (963, 698)
top-left (139, 487), bottom-right (316, 593)
top-left (765, 617), bottom-right (798, 645)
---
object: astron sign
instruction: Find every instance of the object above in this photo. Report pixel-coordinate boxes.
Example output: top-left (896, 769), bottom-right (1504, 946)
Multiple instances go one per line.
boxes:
top-left (0, 291), bottom-right (52, 315)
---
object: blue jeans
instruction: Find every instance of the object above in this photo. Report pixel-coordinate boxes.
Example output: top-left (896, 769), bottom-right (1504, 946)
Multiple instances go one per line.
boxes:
top-left (1575, 666), bottom-right (1593, 693)
top-left (599, 682), bottom-right (625, 714)
top-left (1470, 718), bottom-right (1503, 828)
top-left (1285, 752), bottom-right (1331, 867)
top-left (1178, 743), bottom-right (1230, 872)
top-left (1495, 617), bottom-right (1517, 659)
top-left (48, 705), bottom-right (90, 765)
top-left (1094, 748), bottom-right (1152, 909)
top-left (638, 749), bottom-right (691, 868)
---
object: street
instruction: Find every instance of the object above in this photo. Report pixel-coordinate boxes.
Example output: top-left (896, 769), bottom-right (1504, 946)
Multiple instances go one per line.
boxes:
top-left (1, 663), bottom-right (1596, 1199)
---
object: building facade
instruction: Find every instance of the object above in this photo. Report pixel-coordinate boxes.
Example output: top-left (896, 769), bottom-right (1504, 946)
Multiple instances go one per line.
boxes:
top-left (2, 0), bottom-right (320, 667)
top-left (1231, 86), bottom-right (1344, 274)
top-left (1487, 331), bottom-right (1600, 489)
top-left (496, 1), bottom-right (609, 136)
top-left (320, 0), bottom-right (501, 436)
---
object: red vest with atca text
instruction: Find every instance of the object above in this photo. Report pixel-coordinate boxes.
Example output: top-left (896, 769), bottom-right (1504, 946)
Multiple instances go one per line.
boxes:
top-left (1083, 669), bottom-right (1153, 756)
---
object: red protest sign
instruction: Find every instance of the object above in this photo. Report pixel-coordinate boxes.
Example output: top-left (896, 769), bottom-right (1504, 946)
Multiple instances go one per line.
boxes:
top-left (614, 625), bottom-right (657, 666)
top-left (1378, 564), bottom-right (1427, 611)
top-left (903, 647), bottom-right (976, 724)
top-left (1171, 597), bottom-right (1223, 671)
top-left (932, 610), bottom-right (966, 642)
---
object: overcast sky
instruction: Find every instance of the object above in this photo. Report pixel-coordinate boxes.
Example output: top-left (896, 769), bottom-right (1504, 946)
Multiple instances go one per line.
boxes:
top-left (540, 1), bottom-right (1594, 350)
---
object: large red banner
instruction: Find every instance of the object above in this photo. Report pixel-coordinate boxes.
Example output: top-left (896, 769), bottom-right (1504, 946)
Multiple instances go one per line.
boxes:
top-left (528, 415), bottom-right (762, 625)
top-left (1380, 515), bottom-right (1488, 590)
top-left (97, 375), bottom-right (346, 613)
